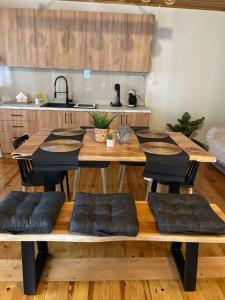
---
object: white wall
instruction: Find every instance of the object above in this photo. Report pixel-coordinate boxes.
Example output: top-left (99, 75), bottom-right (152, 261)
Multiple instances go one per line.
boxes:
top-left (0, 1), bottom-right (225, 141)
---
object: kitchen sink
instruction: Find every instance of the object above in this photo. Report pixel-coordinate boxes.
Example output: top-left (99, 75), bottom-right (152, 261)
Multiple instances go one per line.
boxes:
top-left (41, 103), bottom-right (75, 108)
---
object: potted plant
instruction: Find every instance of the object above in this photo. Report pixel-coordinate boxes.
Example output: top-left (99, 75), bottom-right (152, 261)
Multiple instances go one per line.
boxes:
top-left (167, 112), bottom-right (205, 137)
top-left (106, 133), bottom-right (114, 148)
top-left (89, 112), bottom-right (117, 143)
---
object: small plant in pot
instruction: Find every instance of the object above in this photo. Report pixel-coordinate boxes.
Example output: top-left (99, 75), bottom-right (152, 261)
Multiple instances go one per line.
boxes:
top-left (106, 133), bottom-right (114, 148)
top-left (89, 112), bottom-right (117, 143)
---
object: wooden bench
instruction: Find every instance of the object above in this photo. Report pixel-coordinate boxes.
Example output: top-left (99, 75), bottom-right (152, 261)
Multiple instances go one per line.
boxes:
top-left (1, 201), bottom-right (225, 295)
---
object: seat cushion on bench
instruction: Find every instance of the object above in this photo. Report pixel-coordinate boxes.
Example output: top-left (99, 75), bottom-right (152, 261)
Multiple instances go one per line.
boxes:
top-left (70, 193), bottom-right (139, 237)
top-left (148, 193), bottom-right (225, 235)
top-left (0, 191), bottom-right (65, 234)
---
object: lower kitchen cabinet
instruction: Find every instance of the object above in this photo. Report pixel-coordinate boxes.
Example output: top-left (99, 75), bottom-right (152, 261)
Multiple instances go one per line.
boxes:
top-left (36, 111), bottom-right (61, 130)
top-left (0, 109), bottom-right (37, 155)
top-left (125, 112), bottom-right (150, 127)
top-left (36, 110), bottom-right (90, 130)
top-left (0, 108), bottom-right (150, 155)
top-left (59, 111), bottom-right (90, 128)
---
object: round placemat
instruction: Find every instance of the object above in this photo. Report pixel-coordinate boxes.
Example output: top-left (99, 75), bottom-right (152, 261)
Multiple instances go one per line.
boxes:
top-left (52, 128), bottom-right (85, 136)
top-left (136, 130), bottom-right (168, 139)
top-left (40, 139), bottom-right (82, 153)
top-left (141, 142), bottom-right (182, 156)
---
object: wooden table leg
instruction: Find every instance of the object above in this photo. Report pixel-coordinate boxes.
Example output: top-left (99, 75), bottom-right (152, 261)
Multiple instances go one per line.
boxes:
top-left (171, 241), bottom-right (199, 291)
top-left (21, 241), bottom-right (49, 295)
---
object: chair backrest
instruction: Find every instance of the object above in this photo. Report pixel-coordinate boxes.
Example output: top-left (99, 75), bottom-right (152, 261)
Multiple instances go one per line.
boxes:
top-left (13, 135), bottom-right (33, 185)
top-left (13, 135), bottom-right (29, 150)
top-left (185, 160), bottom-right (200, 186)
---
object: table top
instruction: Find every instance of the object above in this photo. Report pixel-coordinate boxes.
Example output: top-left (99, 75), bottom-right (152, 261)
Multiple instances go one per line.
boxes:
top-left (0, 201), bottom-right (224, 243)
top-left (11, 129), bottom-right (216, 163)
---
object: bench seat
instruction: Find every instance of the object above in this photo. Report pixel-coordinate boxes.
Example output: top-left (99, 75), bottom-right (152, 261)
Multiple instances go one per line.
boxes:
top-left (0, 201), bottom-right (225, 243)
top-left (2, 200), bottom-right (225, 295)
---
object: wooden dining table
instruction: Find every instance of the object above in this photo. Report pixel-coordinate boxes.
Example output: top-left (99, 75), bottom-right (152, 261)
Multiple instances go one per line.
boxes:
top-left (11, 129), bottom-right (216, 163)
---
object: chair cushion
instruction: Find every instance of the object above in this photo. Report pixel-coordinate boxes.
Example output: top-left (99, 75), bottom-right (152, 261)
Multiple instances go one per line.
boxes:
top-left (0, 191), bottom-right (65, 234)
top-left (70, 193), bottom-right (139, 236)
top-left (148, 193), bottom-right (225, 235)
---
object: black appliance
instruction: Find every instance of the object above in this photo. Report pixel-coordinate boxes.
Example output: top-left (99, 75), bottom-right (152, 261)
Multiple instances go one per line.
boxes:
top-left (128, 89), bottom-right (137, 107)
top-left (111, 83), bottom-right (122, 107)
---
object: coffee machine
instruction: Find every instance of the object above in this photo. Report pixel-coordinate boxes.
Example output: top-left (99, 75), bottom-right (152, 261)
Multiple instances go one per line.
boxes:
top-left (128, 89), bottom-right (137, 107)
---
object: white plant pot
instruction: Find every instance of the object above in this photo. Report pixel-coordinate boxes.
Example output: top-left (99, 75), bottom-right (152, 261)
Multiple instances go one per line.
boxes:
top-left (106, 139), bottom-right (114, 148)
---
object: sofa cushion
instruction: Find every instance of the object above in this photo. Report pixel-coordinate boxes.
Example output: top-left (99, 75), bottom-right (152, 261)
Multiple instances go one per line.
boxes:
top-left (70, 193), bottom-right (139, 236)
top-left (0, 191), bottom-right (65, 234)
top-left (148, 193), bottom-right (225, 235)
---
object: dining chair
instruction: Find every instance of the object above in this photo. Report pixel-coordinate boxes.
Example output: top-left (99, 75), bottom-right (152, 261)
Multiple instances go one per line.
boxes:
top-left (72, 161), bottom-right (109, 200)
top-left (13, 135), bottom-right (70, 197)
top-left (144, 160), bottom-right (200, 199)
top-left (118, 126), bottom-right (148, 193)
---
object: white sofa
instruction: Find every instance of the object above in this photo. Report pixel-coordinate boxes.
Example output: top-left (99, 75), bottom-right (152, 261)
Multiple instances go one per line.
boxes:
top-left (206, 127), bottom-right (225, 172)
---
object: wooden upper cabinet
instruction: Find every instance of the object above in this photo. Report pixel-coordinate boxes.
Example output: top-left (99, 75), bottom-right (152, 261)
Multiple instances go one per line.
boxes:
top-left (126, 14), bottom-right (155, 72)
top-left (69, 11), bottom-right (86, 70)
top-left (0, 8), bottom-right (18, 67)
top-left (83, 12), bottom-right (101, 70)
top-left (100, 13), bottom-right (127, 72)
top-left (17, 9), bottom-right (37, 67)
top-left (69, 11), bottom-right (101, 70)
top-left (35, 9), bottom-right (70, 69)
top-left (0, 8), bottom-right (154, 72)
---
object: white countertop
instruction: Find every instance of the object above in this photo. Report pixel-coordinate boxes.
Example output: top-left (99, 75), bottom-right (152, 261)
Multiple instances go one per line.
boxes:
top-left (0, 103), bottom-right (151, 113)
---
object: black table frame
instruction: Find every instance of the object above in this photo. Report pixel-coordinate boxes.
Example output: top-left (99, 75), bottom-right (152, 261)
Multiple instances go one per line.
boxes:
top-left (21, 240), bottom-right (199, 295)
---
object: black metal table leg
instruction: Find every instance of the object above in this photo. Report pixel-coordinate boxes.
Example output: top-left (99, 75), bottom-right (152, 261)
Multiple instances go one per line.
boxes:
top-left (171, 242), bottom-right (199, 291)
top-left (44, 185), bottom-right (56, 192)
top-left (151, 179), bottom-right (157, 192)
top-left (21, 241), bottom-right (49, 295)
top-left (169, 183), bottom-right (180, 194)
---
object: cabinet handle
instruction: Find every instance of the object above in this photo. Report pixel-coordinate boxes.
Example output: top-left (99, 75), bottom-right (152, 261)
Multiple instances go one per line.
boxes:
top-left (65, 113), bottom-right (68, 124)
top-left (121, 115), bottom-right (123, 124)
top-left (12, 125), bottom-right (24, 128)
top-left (125, 115), bottom-right (128, 125)
top-left (70, 113), bottom-right (72, 124)
top-left (11, 114), bottom-right (22, 117)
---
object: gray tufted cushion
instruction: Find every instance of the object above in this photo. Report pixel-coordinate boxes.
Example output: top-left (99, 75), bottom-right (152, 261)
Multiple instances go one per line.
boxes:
top-left (70, 193), bottom-right (139, 236)
top-left (0, 191), bottom-right (65, 234)
top-left (148, 193), bottom-right (225, 235)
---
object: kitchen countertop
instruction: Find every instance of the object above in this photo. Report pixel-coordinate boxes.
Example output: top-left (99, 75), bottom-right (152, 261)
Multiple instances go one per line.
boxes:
top-left (0, 103), bottom-right (151, 113)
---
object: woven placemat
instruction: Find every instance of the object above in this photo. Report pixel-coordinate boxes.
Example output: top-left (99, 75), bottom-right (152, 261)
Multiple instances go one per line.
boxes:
top-left (52, 128), bottom-right (85, 136)
top-left (141, 142), bottom-right (182, 156)
top-left (136, 130), bottom-right (168, 139)
top-left (40, 139), bottom-right (82, 153)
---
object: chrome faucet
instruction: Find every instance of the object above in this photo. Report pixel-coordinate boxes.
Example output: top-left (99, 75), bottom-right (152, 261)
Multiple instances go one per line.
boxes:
top-left (54, 76), bottom-right (70, 105)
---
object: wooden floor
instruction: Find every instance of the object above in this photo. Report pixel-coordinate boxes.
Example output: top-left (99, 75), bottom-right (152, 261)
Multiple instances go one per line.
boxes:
top-left (1, 159), bottom-right (225, 299)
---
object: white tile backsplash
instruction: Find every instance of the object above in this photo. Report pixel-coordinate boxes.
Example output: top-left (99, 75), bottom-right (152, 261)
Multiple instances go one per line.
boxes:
top-left (0, 68), bottom-right (147, 106)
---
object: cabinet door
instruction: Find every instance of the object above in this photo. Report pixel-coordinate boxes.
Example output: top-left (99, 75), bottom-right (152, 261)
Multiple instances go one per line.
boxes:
top-left (126, 14), bottom-right (154, 72)
top-left (64, 112), bottom-right (90, 128)
top-left (36, 111), bottom-right (60, 130)
top-left (0, 8), bottom-right (18, 66)
top-left (125, 112), bottom-right (150, 128)
top-left (69, 11), bottom-right (101, 70)
top-left (108, 112), bottom-right (124, 129)
top-left (35, 9), bottom-right (69, 68)
top-left (17, 9), bottom-right (37, 67)
top-left (101, 13), bottom-right (127, 71)
top-left (84, 12), bottom-right (101, 70)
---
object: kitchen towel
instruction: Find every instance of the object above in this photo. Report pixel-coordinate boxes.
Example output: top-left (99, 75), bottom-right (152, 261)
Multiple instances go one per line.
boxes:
top-left (70, 192), bottom-right (139, 237)
top-left (32, 133), bottom-right (84, 171)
